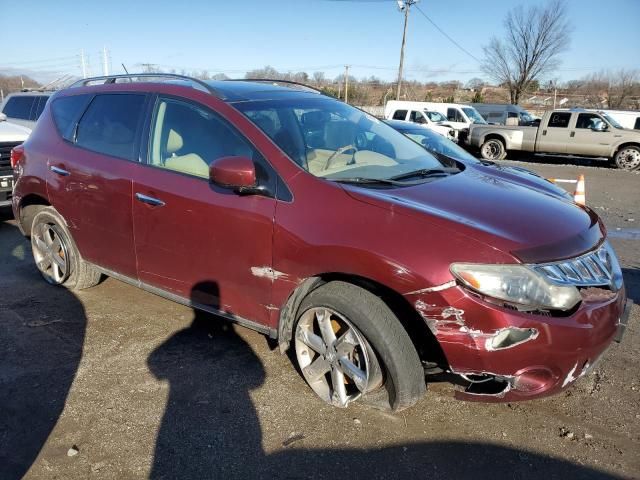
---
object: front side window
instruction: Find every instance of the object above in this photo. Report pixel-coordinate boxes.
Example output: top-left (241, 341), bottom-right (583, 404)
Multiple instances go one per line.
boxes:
top-left (576, 113), bottom-right (605, 129)
top-left (2, 96), bottom-right (35, 120)
top-left (149, 98), bottom-right (258, 179)
top-left (392, 109), bottom-right (407, 120)
top-left (76, 94), bottom-right (146, 161)
top-left (409, 110), bottom-right (427, 124)
top-left (235, 96), bottom-right (446, 181)
top-left (548, 112), bottom-right (571, 128)
top-left (447, 108), bottom-right (464, 123)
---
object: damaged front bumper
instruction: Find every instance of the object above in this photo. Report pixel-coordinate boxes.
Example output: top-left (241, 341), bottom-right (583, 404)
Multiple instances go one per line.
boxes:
top-left (411, 284), bottom-right (631, 402)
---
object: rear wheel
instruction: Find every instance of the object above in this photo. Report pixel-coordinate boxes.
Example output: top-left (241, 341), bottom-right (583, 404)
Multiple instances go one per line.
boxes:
top-left (31, 208), bottom-right (101, 290)
top-left (480, 138), bottom-right (507, 160)
top-left (614, 146), bottom-right (640, 170)
top-left (294, 281), bottom-right (425, 411)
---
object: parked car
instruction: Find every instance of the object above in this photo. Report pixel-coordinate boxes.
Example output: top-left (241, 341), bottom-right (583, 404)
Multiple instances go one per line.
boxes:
top-left (0, 113), bottom-right (30, 207)
top-left (597, 109), bottom-right (640, 131)
top-left (383, 101), bottom-right (457, 141)
top-left (467, 108), bottom-right (640, 170)
top-left (472, 103), bottom-right (539, 126)
top-left (0, 91), bottom-right (53, 129)
top-left (12, 74), bottom-right (630, 410)
top-left (385, 100), bottom-right (487, 131)
top-left (385, 119), bottom-right (572, 200)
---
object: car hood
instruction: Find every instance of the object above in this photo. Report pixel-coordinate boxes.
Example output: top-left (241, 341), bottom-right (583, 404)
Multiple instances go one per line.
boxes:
top-left (343, 168), bottom-right (603, 263)
top-left (473, 162), bottom-right (570, 199)
top-left (0, 120), bottom-right (31, 141)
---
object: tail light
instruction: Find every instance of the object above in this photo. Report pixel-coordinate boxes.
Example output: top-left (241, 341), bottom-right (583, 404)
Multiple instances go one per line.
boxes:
top-left (10, 144), bottom-right (24, 169)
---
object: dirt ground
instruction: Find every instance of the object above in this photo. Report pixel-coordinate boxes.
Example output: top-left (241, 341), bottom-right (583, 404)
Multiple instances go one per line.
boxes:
top-left (1, 157), bottom-right (639, 480)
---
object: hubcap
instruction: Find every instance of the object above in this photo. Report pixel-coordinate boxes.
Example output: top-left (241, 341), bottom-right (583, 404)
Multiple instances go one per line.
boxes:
top-left (32, 222), bottom-right (70, 285)
top-left (617, 148), bottom-right (640, 170)
top-left (295, 307), bottom-right (383, 408)
top-left (482, 140), bottom-right (502, 160)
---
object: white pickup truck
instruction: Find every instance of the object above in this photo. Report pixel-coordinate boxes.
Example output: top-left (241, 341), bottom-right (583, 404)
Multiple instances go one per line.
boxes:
top-left (467, 108), bottom-right (640, 170)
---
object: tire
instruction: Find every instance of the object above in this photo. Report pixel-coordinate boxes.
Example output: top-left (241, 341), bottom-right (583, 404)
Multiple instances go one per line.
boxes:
top-left (31, 207), bottom-right (101, 290)
top-left (480, 138), bottom-right (507, 160)
top-left (294, 281), bottom-right (425, 411)
top-left (614, 145), bottom-right (640, 171)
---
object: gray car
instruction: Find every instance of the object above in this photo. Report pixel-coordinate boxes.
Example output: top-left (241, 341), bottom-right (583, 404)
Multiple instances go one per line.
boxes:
top-left (0, 91), bottom-right (52, 129)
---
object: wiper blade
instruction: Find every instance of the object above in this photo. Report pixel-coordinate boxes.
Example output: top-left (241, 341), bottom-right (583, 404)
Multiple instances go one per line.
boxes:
top-left (390, 167), bottom-right (458, 181)
top-left (331, 177), bottom-right (407, 186)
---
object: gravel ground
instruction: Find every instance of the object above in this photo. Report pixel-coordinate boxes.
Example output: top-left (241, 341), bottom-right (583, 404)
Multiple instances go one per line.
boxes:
top-left (1, 157), bottom-right (639, 480)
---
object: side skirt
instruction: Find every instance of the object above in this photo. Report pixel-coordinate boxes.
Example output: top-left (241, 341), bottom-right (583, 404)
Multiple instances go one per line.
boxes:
top-left (94, 266), bottom-right (277, 338)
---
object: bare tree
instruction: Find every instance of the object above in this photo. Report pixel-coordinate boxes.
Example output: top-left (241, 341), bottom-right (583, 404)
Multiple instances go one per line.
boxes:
top-left (482, 0), bottom-right (571, 104)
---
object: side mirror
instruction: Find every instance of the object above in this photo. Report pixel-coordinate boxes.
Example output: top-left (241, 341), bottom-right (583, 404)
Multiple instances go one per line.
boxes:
top-left (209, 156), bottom-right (258, 193)
top-left (591, 121), bottom-right (607, 132)
top-left (0, 113), bottom-right (6, 122)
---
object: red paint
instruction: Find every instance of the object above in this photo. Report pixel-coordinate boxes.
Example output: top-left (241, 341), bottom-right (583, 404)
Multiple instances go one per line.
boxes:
top-left (210, 156), bottom-right (256, 188)
top-left (12, 80), bottom-right (628, 403)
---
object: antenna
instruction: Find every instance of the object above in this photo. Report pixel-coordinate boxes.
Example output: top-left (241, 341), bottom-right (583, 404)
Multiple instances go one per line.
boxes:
top-left (122, 63), bottom-right (130, 74)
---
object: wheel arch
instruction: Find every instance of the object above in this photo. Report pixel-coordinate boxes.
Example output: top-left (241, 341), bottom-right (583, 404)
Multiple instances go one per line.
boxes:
top-left (483, 133), bottom-right (507, 147)
top-left (611, 141), bottom-right (640, 158)
top-left (17, 194), bottom-right (51, 236)
top-left (277, 272), bottom-right (449, 369)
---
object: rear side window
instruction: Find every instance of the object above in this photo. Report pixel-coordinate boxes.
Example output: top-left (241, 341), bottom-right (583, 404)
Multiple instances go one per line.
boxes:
top-left (392, 109), bottom-right (407, 120)
top-left (2, 96), bottom-right (35, 120)
top-left (76, 94), bottom-right (146, 161)
top-left (51, 94), bottom-right (92, 141)
top-left (548, 112), bottom-right (571, 128)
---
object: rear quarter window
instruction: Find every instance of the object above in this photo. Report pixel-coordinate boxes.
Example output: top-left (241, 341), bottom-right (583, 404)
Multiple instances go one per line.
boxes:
top-left (75, 94), bottom-right (146, 161)
top-left (51, 94), bottom-right (92, 141)
top-left (2, 96), bottom-right (35, 120)
top-left (392, 110), bottom-right (407, 120)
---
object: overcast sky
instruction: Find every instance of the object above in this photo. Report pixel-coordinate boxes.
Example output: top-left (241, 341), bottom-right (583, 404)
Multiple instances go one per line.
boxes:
top-left (2, 0), bottom-right (639, 84)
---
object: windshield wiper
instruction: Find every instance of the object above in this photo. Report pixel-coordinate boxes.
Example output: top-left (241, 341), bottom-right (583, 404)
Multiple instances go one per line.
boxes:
top-left (331, 177), bottom-right (408, 186)
top-left (390, 167), bottom-right (458, 181)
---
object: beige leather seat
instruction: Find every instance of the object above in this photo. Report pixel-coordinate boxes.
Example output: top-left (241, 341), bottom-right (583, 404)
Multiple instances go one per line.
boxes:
top-left (163, 129), bottom-right (209, 178)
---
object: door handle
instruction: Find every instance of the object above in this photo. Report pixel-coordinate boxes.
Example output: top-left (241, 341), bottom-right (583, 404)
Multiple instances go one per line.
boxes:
top-left (135, 192), bottom-right (165, 207)
top-left (570, 131), bottom-right (575, 137)
top-left (50, 165), bottom-right (70, 176)
top-left (542, 130), bottom-right (547, 136)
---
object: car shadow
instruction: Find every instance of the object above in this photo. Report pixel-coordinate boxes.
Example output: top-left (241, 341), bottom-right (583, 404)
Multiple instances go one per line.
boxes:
top-left (147, 281), bottom-right (623, 479)
top-left (0, 212), bottom-right (88, 480)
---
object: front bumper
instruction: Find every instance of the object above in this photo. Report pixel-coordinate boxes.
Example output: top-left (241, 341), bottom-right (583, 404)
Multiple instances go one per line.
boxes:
top-left (414, 284), bottom-right (630, 402)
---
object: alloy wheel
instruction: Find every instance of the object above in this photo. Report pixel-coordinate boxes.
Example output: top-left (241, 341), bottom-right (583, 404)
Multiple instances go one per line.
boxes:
top-left (295, 307), bottom-right (383, 407)
top-left (32, 222), bottom-right (71, 285)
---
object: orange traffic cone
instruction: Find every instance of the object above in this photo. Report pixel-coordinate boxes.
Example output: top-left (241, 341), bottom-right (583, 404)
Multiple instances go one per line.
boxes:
top-left (574, 174), bottom-right (586, 206)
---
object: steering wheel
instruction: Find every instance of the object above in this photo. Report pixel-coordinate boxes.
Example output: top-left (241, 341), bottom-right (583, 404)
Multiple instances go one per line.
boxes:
top-left (323, 144), bottom-right (358, 171)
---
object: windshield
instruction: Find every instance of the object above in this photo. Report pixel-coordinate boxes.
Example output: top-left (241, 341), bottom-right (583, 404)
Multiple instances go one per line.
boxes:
top-left (424, 110), bottom-right (447, 123)
top-left (234, 96), bottom-right (447, 181)
top-left (461, 107), bottom-right (487, 124)
top-left (401, 128), bottom-right (480, 164)
top-left (601, 113), bottom-right (624, 129)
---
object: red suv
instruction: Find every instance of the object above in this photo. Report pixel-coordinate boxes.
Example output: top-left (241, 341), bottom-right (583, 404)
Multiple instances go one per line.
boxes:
top-left (11, 74), bottom-right (631, 410)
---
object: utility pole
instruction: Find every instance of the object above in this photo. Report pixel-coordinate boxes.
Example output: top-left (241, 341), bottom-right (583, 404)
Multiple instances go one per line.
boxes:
top-left (344, 65), bottom-right (350, 103)
top-left (80, 50), bottom-right (88, 79)
top-left (102, 46), bottom-right (110, 76)
top-left (396, 0), bottom-right (418, 100)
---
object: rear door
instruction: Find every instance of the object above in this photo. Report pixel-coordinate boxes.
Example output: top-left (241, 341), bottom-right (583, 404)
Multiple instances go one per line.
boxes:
top-left (47, 92), bottom-right (147, 278)
top-left (537, 112), bottom-right (570, 154)
top-left (131, 95), bottom-right (277, 326)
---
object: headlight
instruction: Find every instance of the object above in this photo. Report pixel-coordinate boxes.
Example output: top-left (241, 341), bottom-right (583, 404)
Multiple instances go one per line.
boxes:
top-left (450, 263), bottom-right (581, 311)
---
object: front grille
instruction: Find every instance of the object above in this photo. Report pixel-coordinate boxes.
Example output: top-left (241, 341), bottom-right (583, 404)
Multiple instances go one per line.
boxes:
top-left (0, 142), bottom-right (20, 171)
top-left (532, 241), bottom-right (621, 288)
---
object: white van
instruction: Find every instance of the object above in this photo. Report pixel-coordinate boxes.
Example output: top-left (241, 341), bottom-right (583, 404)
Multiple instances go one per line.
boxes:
top-left (598, 110), bottom-right (640, 130)
top-left (385, 101), bottom-right (487, 132)
top-left (383, 101), bottom-right (457, 140)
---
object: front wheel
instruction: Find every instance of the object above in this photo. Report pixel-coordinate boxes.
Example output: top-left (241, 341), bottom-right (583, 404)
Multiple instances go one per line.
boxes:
top-left (293, 281), bottom-right (425, 411)
top-left (614, 146), bottom-right (640, 170)
top-left (31, 207), bottom-right (101, 290)
top-left (480, 138), bottom-right (507, 160)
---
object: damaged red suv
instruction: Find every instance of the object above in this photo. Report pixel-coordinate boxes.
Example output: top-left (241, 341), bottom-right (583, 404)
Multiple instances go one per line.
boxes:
top-left (12, 74), bottom-right (631, 410)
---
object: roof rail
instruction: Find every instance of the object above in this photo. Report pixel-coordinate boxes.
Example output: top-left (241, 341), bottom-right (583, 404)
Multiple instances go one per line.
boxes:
top-left (226, 78), bottom-right (324, 95)
top-left (69, 73), bottom-right (225, 98)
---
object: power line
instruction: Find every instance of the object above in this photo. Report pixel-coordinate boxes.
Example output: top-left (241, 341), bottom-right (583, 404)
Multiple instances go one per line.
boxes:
top-left (413, 5), bottom-right (482, 64)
